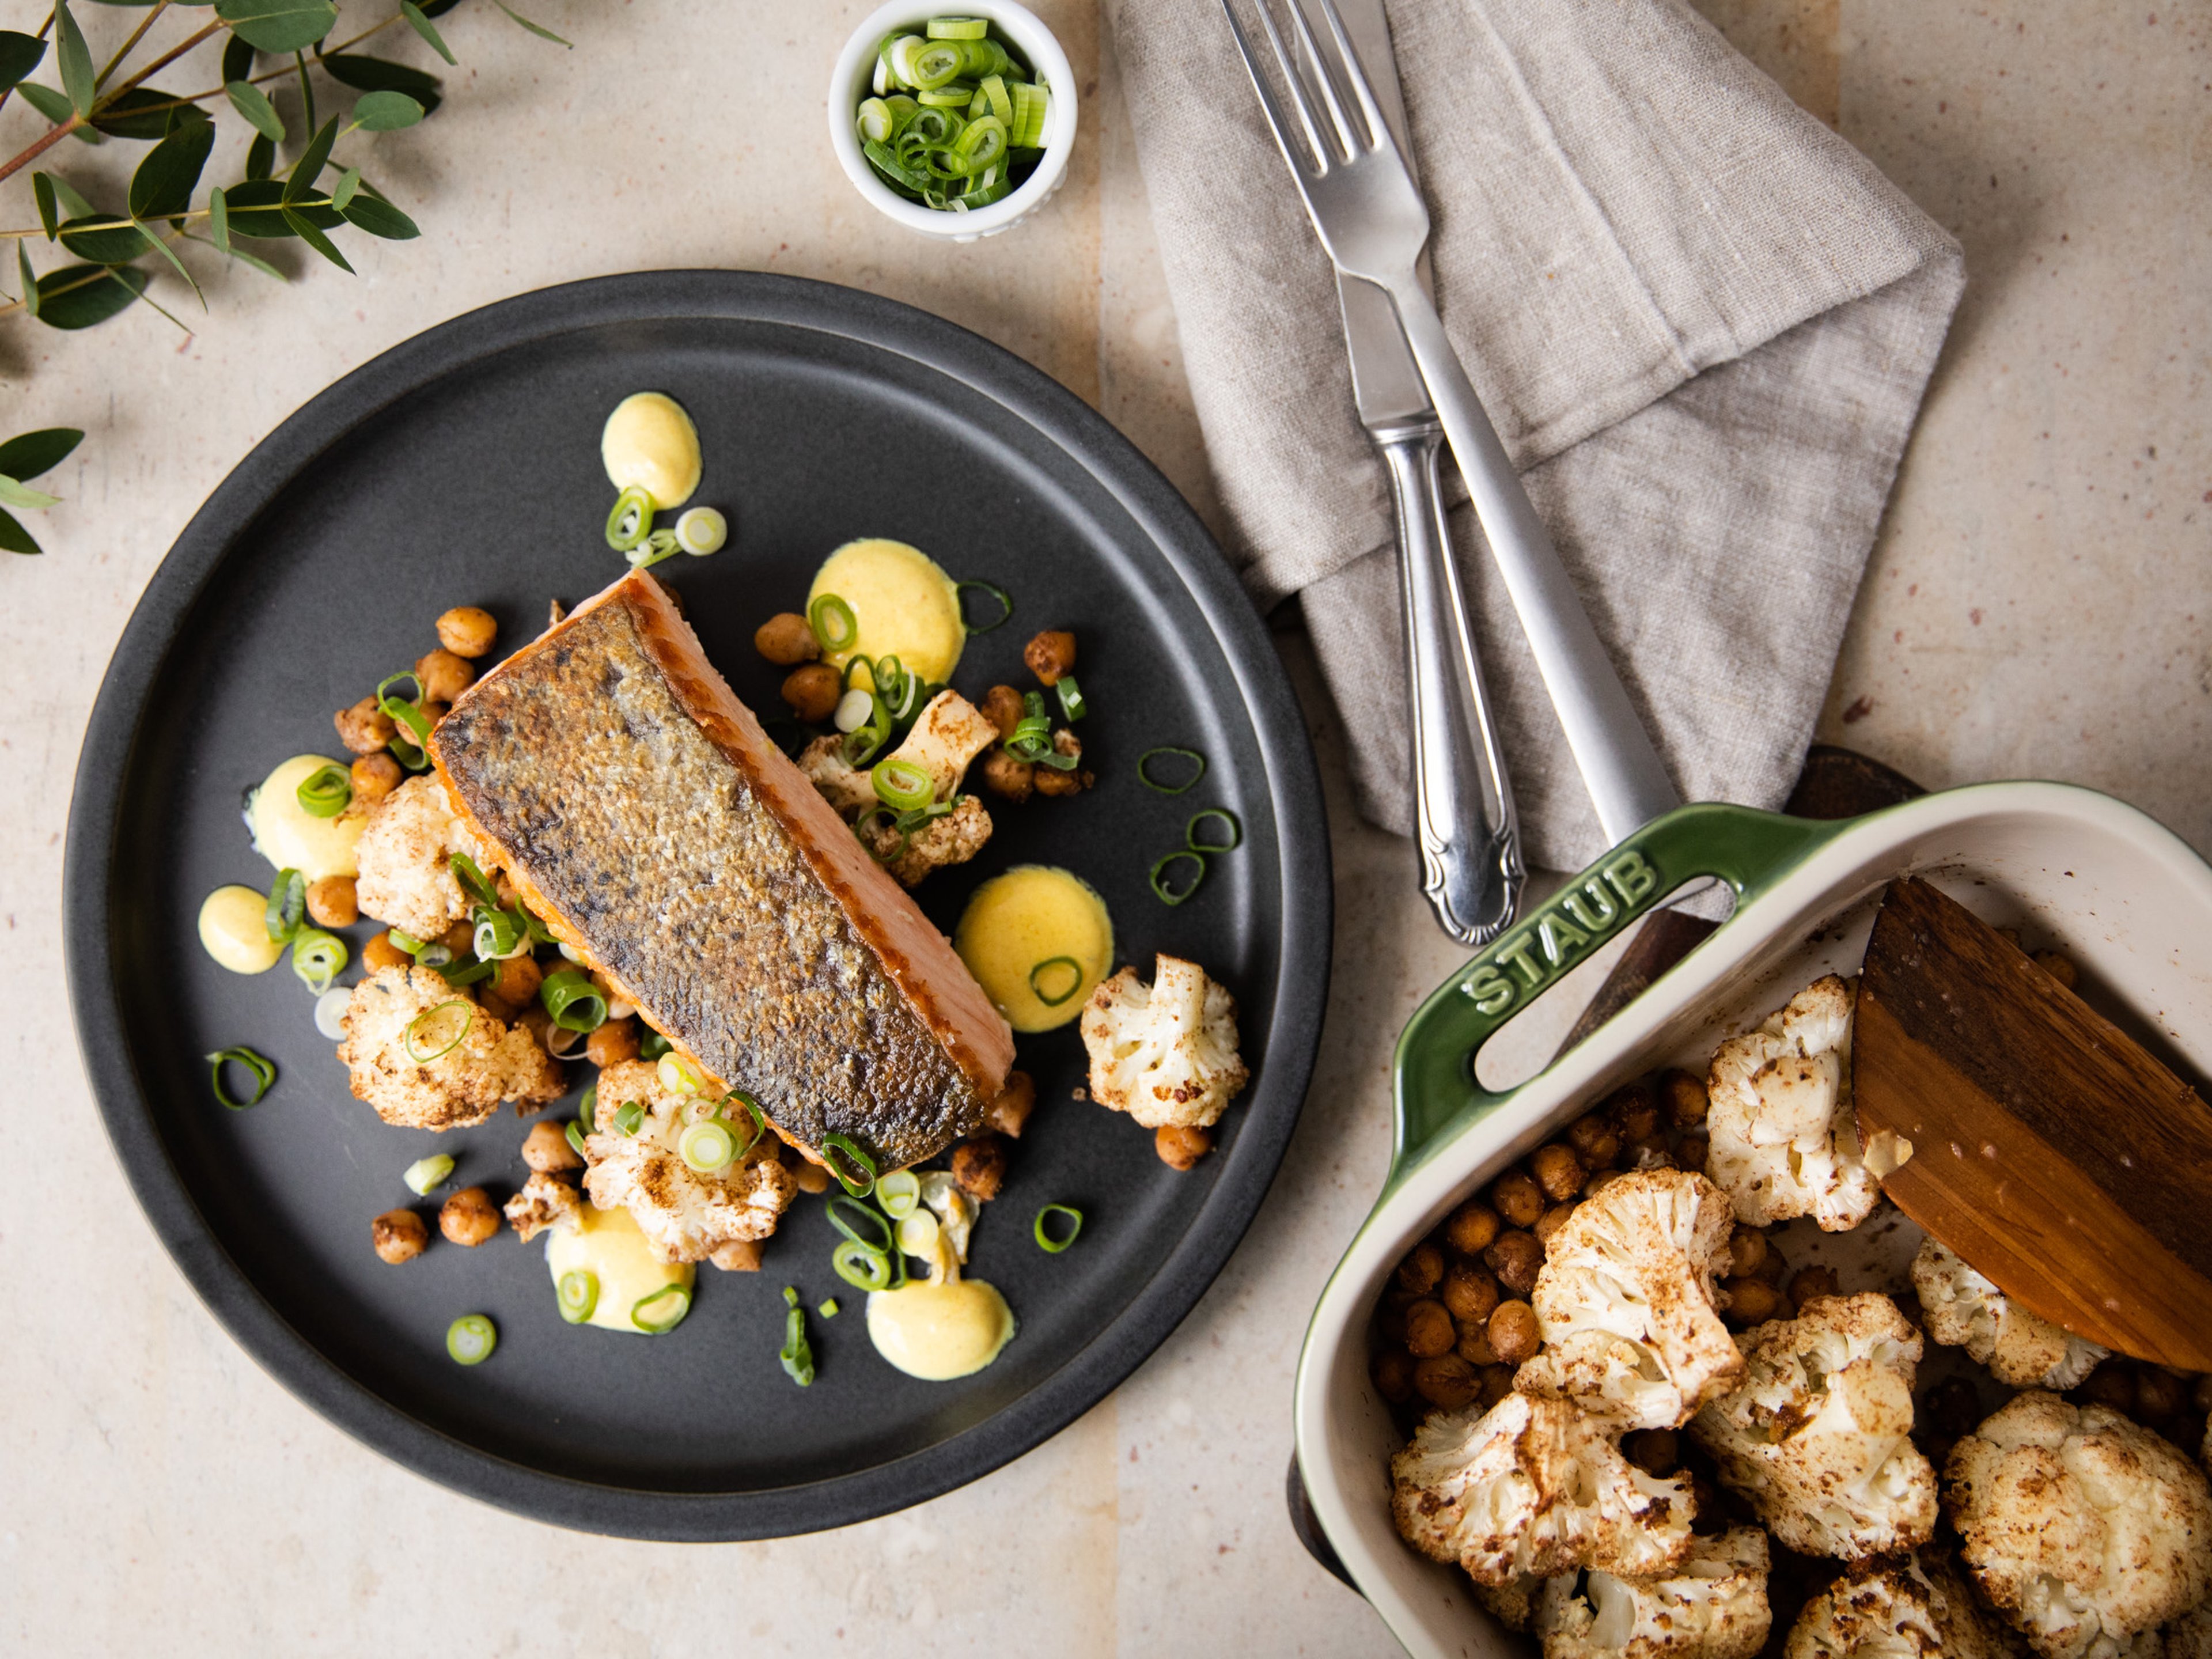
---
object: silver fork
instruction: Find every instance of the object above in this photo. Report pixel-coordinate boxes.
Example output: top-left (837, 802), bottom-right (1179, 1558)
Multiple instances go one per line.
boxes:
top-left (1221, 0), bottom-right (1681, 845)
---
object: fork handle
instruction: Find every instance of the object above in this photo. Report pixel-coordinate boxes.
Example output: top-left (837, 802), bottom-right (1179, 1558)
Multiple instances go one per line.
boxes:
top-left (1382, 275), bottom-right (1683, 842)
top-left (1375, 417), bottom-right (1523, 945)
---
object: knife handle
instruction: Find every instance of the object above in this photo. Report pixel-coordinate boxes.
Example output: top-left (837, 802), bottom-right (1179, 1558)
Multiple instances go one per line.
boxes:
top-left (1376, 418), bottom-right (1524, 946)
top-left (1382, 276), bottom-right (1683, 844)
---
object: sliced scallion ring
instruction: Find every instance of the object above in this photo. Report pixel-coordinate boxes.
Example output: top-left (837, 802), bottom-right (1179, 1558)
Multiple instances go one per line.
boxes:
top-left (445, 1314), bottom-right (497, 1365)
top-left (605, 484), bottom-right (653, 551)
top-left (292, 927), bottom-right (347, 995)
top-left (449, 851), bottom-right (500, 909)
top-left (876, 1168), bottom-right (921, 1220)
top-left (632, 1284), bottom-right (690, 1335)
top-left (265, 868), bottom-right (305, 945)
top-left (403, 1154), bottom-right (454, 1196)
top-left (294, 763), bottom-right (352, 819)
top-left (780, 1305), bottom-right (814, 1384)
top-left (832, 1236), bottom-right (893, 1291)
top-left (955, 578), bottom-right (1012, 634)
top-left (626, 527), bottom-right (682, 570)
top-left (389, 929), bottom-right (426, 955)
top-left (558, 1269), bottom-right (598, 1324)
top-left (826, 1194), bottom-right (893, 1253)
top-left (657, 1053), bottom-right (702, 1096)
top-left (404, 999), bottom-right (474, 1063)
top-left (1149, 850), bottom-right (1207, 907)
top-left (679, 1119), bottom-right (736, 1173)
top-left (1138, 746), bottom-right (1206, 794)
top-left (415, 942), bottom-right (454, 969)
top-left (313, 986), bottom-right (352, 1040)
top-left (819, 1298), bottom-right (840, 1318)
top-left (613, 1100), bottom-right (645, 1137)
top-left (438, 957), bottom-right (494, 988)
top-left (206, 1046), bottom-right (275, 1110)
top-left (1055, 674), bottom-right (1087, 721)
top-left (539, 967), bottom-right (607, 1033)
top-left (472, 906), bottom-right (528, 961)
top-left (638, 1028), bottom-right (672, 1062)
top-left (833, 687), bottom-right (875, 733)
top-left (819, 1132), bottom-right (877, 1198)
top-left (857, 94), bottom-right (897, 143)
top-left (674, 506), bottom-right (726, 555)
top-left (1028, 956), bottom-right (1084, 1007)
top-left (1034, 1203), bottom-right (1084, 1253)
top-left (564, 1119), bottom-right (588, 1159)
top-left (1187, 808), bottom-right (1243, 854)
top-left (894, 1208), bottom-right (940, 1257)
top-left (926, 14), bottom-right (990, 39)
top-left (721, 1089), bottom-right (768, 1159)
top-left (809, 592), bottom-right (858, 654)
top-left (871, 756), bottom-right (934, 813)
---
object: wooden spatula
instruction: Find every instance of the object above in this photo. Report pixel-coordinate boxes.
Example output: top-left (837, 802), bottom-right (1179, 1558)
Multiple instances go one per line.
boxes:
top-left (1854, 877), bottom-right (2212, 1369)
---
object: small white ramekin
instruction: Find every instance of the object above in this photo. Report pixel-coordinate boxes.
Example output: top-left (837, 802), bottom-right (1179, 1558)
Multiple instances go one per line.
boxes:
top-left (827, 0), bottom-right (1077, 243)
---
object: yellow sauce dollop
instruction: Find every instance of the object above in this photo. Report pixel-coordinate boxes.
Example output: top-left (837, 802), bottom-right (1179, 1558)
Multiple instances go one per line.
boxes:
top-left (955, 865), bottom-right (1113, 1033)
top-left (198, 884), bottom-right (284, 974)
top-left (245, 754), bottom-right (365, 881)
top-left (544, 1199), bottom-right (696, 1335)
top-left (808, 537), bottom-right (966, 687)
top-left (866, 1278), bottom-right (1016, 1380)
top-left (601, 391), bottom-right (702, 509)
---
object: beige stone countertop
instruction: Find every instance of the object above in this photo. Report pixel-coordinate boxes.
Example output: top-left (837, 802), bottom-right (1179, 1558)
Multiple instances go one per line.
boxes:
top-left (2, 1), bottom-right (2204, 1653)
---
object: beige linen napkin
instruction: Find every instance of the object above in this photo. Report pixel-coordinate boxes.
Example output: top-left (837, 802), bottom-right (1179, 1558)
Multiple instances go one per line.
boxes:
top-left (1106, 0), bottom-right (1964, 871)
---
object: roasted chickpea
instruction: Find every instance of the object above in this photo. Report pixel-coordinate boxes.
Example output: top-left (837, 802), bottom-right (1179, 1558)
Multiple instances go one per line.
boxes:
top-left (2194, 1374), bottom-right (2212, 1415)
top-left (1490, 1170), bottom-right (1545, 1229)
top-left (753, 612), bottom-right (821, 666)
top-left (787, 1154), bottom-right (832, 1195)
top-left (710, 1239), bottom-right (764, 1272)
top-left (1721, 1277), bottom-right (1786, 1327)
top-left (438, 1186), bottom-right (499, 1247)
top-left (1728, 1227), bottom-right (1768, 1279)
top-left (1660, 1069), bottom-right (1710, 1128)
top-left (522, 1120), bottom-right (584, 1173)
top-left (1565, 1112), bottom-right (1622, 1169)
top-left (781, 662), bottom-right (842, 722)
top-left (1445, 1199), bottom-right (1502, 1257)
top-left (1404, 1299), bottom-right (1457, 1359)
top-left (1456, 1321), bottom-right (1498, 1367)
top-left (1754, 1243), bottom-right (1790, 1286)
top-left (1483, 1229), bottom-right (1544, 1297)
top-left (1488, 1300), bottom-right (1541, 1365)
top-left (1676, 1131), bottom-right (1709, 1172)
top-left (334, 695), bottom-right (396, 755)
top-left (1441, 1262), bottom-right (1501, 1327)
top-left (1622, 1428), bottom-right (1679, 1477)
top-left (1533, 1202), bottom-right (1578, 1249)
top-left (363, 930), bottom-right (412, 974)
top-left (2135, 1367), bottom-right (2188, 1421)
top-left (491, 953), bottom-right (542, 1009)
top-left (2035, 949), bottom-right (2079, 990)
top-left (985, 1070), bottom-right (1036, 1139)
top-left (306, 875), bottom-right (358, 928)
top-left (1923, 1376), bottom-right (1983, 1441)
top-left (2077, 1362), bottom-right (2137, 1414)
top-left (951, 1134), bottom-right (1009, 1202)
top-left (1372, 1347), bottom-right (1416, 1405)
top-left (351, 751), bottom-right (402, 805)
top-left (1788, 1266), bottom-right (1840, 1308)
top-left (1032, 732), bottom-right (1089, 797)
top-left (419, 698), bottom-right (450, 727)
top-left (979, 749), bottom-right (1035, 802)
top-left (1529, 1143), bottom-right (1585, 1201)
top-left (1477, 1363), bottom-right (1517, 1409)
top-left (1376, 1294), bottom-right (1409, 1347)
top-left (436, 605), bottom-right (498, 658)
top-left (517, 1005), bottom-right (556, 1051)
top-left (980, 683), bottom-right (1026, 738)
top-left (1687, 1474), bottom-right (1723, 1533)
top-left (1414, 1355), bottom-right (1481, 1412)
top-left (1156, 1123), bottom-right (1212, 1170)
top-left (372, 1208), bottom-right (428, 1263)
top-left (1582, 1168), bottom-right (1624, 1200)
top-left (1603, 1080), bottom-right (1660, 1144)
top-left (1396, 1241), bottom-right (1446, 1297)
top-left (1023, 628), bottom-right (1077, 685)
top-left (441, 919), bottom-right (475, 956)
top-left (415, 647), bottom-right (476, 706)
top-left (585, 1017), bottom-right (640, 1068)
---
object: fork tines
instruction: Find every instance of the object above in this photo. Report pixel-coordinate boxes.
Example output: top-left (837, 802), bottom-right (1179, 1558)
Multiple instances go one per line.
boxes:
top-left (1218, 0), bottom-right (1394, 175)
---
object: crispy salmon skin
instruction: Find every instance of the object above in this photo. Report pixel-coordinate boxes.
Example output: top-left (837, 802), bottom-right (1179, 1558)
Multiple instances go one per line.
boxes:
top-left (428, 571), bottom-right (1013, 1171)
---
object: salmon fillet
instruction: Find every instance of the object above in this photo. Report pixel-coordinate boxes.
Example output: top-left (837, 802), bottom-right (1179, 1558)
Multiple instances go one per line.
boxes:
top-left (427, 570), bottom-right (1014, 1171)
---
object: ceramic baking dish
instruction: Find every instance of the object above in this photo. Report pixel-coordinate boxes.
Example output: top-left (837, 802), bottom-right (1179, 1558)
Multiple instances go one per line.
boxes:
top-left (1293, 782), bottom-right (2212, 1658)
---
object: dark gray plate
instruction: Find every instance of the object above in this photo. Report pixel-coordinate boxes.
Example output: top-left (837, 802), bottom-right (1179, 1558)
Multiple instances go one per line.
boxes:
top-left (64, 271), bottom-right (1331, 1539)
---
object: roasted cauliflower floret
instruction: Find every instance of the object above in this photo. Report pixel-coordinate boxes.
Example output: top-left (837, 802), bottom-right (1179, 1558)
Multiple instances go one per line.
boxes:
top-left (351, 773), bottom-right (494, 941)
top-left (889, 689), bottom-right (1001, 797)
top-left (1515, 1169), bottom-right (1743, 1430)
top-left (1392, 1391), bottom-right (1695, 1588)
top-left (871, 793), bottom-right (993, 887)
top-left (1536, 1526), bottom-right (1772, 1659)
top-left (582, 1059), bottom-right (798, 1263)
top-left (503, 1171), bottom-right (582, 1243)
top-left (1689, 1292), bottom-right (1938, 1558)
top-left (800, 691), bottom-right (999, 887)
top-left (798, 736), bottom-right (876, 816)
top-left (1785, 1546), bottom-right (2025, 1659)
top-left (1080, 953), bottom-right (1249, 1130)
top-left (1911, 1237), bottom-right (2108, 1389)
top-left (1704, 975), bottom-right (1880, 1231)
top-left (337, 965), bottom-right (564, 1130)
top-left (1946, 1391), bottom-right (2212, 1659)
top-left (1478, 1578), bottom-right (1544, 1634)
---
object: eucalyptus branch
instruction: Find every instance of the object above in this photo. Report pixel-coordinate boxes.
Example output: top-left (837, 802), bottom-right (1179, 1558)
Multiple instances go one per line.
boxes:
top-left (95, 0), bottom-right (171, 92)
top-left (0, 115), bottom-right (79, 188)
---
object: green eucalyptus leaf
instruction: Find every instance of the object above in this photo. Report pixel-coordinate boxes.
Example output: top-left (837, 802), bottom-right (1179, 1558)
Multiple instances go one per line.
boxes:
top-left (398, 2), bottom-right (455, 67)
top-left (32, 175), bottom-right (59, 240)
top-left (0, 476), bottom-right (62, 511)
top-left (0, 31), bottom-right (47, 90)
top-left (129, 115), bottom-right (216, 219)
top-left (331, 165), bottom-right (360, 210)
top-left (213, 0), bottom-right (337, 55)
top-left (0, 506), bottom-right (41, 556)
top-left (18, 82), bottom-right (103, 141)
top-left (282, 204), bottom-right (353, 272)
top-left (55, 1), bottom-right (94, 116)
top-left (492, 1), bottom-right (570, 47)
top-left (41, 173), bottom-right (95, 221)
top-left (283, 114), bottom-right (338, 202)
top-left (221, 176), bottom-right (339, 237)
top-left (33, 262), bottom-right (149, 329)
top-left (225, 78), bottom-right (285, 141)
top-left (209, 184), bottom-right (230, 251)
top-left (351, 90), bottom-right (423, 131)
top-left (16, 243), bottom-right (36, 319)
top-left (0, 428), bottom-right (85, 480)
top-left (58, 213), bottom-right (150, 264)
top-left (340, 192), bottom-right (417, 240)
top-left (321, 54), bottom-right (441, 114)
top-left (245, 131), bottom-right (274, 180)
top-left (293, 48), bottom-right (315, 131)
top-left (134, 220), bottom-right (206, 309)
top-left (89, 87), bottom-right (185, 139)
top-left (221, 29), bottom-right (255, 85)
top-left (416, 0), bottom-right (464, 16)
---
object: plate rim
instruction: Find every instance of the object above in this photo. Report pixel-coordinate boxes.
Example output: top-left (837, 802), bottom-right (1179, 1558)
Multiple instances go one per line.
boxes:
top-left (62, 269), bottom-right (1332, 1540)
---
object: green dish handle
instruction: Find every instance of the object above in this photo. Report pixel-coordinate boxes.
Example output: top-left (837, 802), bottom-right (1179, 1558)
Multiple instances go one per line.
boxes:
top-left (1387, 802), bottom-right (1849, 1192)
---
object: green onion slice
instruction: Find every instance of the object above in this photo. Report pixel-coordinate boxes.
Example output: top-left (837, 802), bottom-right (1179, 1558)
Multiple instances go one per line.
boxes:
top-left (439, 957), bottom-right (494, 988)
top-left (632, 1284), bottom-right (690, 1335)
top-left (416, 942), bottom-right (455, 969)
top-left (926, 15), bottom-right (989, 39)
top-left (471, 905), bottom-right (526, 961)
top-left (206, 1046), bottom-right (276, 1110)
top-left (783, 1285), bottom-right (800, 1308)
top-left (626, 527), bottom-right (682, 571)
top-left (955, 578), bottom-right (1012, 633)
top-left (832, 1236), bottom-right (893, 1292)
top-left (539, 967), bottom-right (607, 1033)
top-left (558, 1269), bottom-right (598, 1324)
top-left (819, 1132), bottom-right (877, 1197)
top-left (265, 869), bottom-right (305, 944)
top-left (403, 1153), bottom-right (454, 1196)
top-left (376, 670), bottom-right (434, 752)
top-left (449, 852), bottom-right (500, 909)
top-left (876, 1168), bottom-right (921, 1220)
top-left (390, 929), bottom-right (427, 955)
top-left (819, 1298), bottom-right (840, 1318)
top-left (779, 1305), bottom-right (814, 1384)
top-left (605, 484), bottom-right (653, 551)
top-left (294, 763), bottom-right (352, 819)
top-left (857, 94), bottom-right (897, 143)
top-left (826, 1194), bottom-right (893, 1254)
top-left (871, 756), bottom-right (934, 812)
top-left (976, 71), bottom-right (1013, 124)
top-left (887, 33), bottom-right (927, 86)
top-left (638, 1028), bottom-right (672, 1062)
top-left (292, 928), bottom-right (347, 995)
top-left (403, 999), bottom-right (474, 1063)
top-left (1187, 808), bottom-right (1243, 854)
top-left (564, 1119), bottom-right (588, 1159)
top-left (1034, 1203), bottom-right (1084, 1253)
top-left (1149, 850), bottom-right (1207, 907)
top-left (1029, 956), bottom-right (1085, 1007)
top-left (894, 1208), bottom-right (940, 1257)
top-left (578, 1083), bottom-right (597, 1131)
top-left (657, 1053), bottom-right (702, 1096)
top-left (1056, 675), bottom-right (1088, 721)
top-left (445, 1314), bottom-right (496, 1365)
top-left (809, 592), bottom-right (858, 654)
top-left (721, 1089), bottom-right (768, 1158)
top-left (613, 1100), bottom-right (645, 1137)
top-left (679, 1119), bottom-right (736, 1174)
top-left (1138, 746), bottom-right (1206, 794)
top-left (675, 506), bottom-right (726, 555)
top-left (953, 112), bottom-right (1006, 168)
top-left (911, 40), bottom-right (967, 88)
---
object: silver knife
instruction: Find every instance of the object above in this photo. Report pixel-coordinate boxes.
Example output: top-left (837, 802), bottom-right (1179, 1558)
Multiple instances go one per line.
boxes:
top-left (1300, 0), bottom-right (1521, 946)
